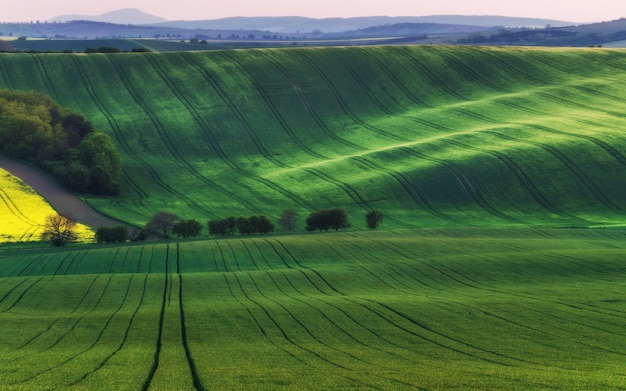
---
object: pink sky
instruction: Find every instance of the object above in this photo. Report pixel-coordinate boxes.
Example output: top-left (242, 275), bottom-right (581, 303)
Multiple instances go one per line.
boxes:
top-left (1, 0), bottom-right (623, 23)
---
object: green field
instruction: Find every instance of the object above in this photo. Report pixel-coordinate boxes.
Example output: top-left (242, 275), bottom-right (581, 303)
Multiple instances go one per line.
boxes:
top-left (1, 46), bottom-right (626, 229)
top-left (1, 229), bottom-right (625, 390)
top-left (1, 46), bottom-right (626, 389)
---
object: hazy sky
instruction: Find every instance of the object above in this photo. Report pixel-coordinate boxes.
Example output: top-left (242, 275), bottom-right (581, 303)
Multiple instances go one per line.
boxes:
top-left (1, 0), bottom-right (623, 23)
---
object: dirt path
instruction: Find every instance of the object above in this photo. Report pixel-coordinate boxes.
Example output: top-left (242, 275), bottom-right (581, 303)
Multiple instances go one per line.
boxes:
top-left (0, 154), bottom-right (127, 229)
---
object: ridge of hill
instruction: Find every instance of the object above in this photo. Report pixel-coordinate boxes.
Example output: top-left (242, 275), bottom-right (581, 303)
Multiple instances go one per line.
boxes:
top-left (0, 46), bottom-right (625, 230)
top-left (49, 8), bottom-right (167, 25)
top-left (154, 15), bottom-right (574, 33)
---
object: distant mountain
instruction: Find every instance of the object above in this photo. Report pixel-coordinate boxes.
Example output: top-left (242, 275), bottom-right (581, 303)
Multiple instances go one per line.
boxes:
top-left (152, 15), bottom-right (574, 33)
top-left (50, 8), bottom-right (167, 25)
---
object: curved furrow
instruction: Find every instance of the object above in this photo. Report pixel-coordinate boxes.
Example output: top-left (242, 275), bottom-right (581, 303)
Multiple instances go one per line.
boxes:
top-left (105, 55), bottom-right (214, 216)
top-left (361, 298), bottom-right (533, 366)
top-left (253, 50), bottom-right (364, 151)
top-left (66, 273), bottom-right (151, 388)
top-left (474, 47), bottom-right (548, 85)
top-left (0, 55), bottom-right (16, 89)
top-left (30, 54), bottom-right (60, 103)
top-left (0, 186), bottom-right (41, 226)
top-left (228, 274), bottom-right (362, 378)
top-left (326, 238), bottom-right (446, 291)
top-left (436, 48), bottom-right (505, 93)
top-left (63, 250), bottom-right (89, 275)
top-left (51, 253), bottom-right (72, 276)
top-left (215, 241), bottom-right (232, 272)
top-left (526, 123), bottom-right (626, 167)
top-left (67, 55), bottom-right (164, 205)
top-left (407, 137), bottom-right (586, 220)
top-left (270, 238), bottom-right (344, 296)
top-left (175, 249), bottom-right (205, 390)
top-left (218, 51), bottom-right (327, 160)
top-left (573, 84), bottom-right (626, 104)
top-left (484, 129), bottom-right (623, 212)
top-left (303, 167), bottom-right (372, 209)
top-left (141, 54), bottom-right (273, 214)
top-left (436, 139), bottom-right (571, 218)
top-left (332, 52), bottom-right (394, 115)
top-left (357, 47), bottom-right (431, 108)
top-left (394, 47), bottom-right (468, 101)
top-left (340, 293), bottom-right (513, 366)
top-left (522, 50), bottom-right (604, 79)
top-left (274, 267), bottom-right (427, 362)
top-left (14, 256), bottom-right (44, 277)
top-left (224, 240), bottom-right (243, 272)
top-left (142, 245), bottom-right (169, 391)
top-left (453, 107), bottom-right (500, 124)
top-left (260, 272), bottom-right (426, 389)
top-left (178, 53), bottom-right (284, 167)
top-left (5, 275), bottom-right (114, 370)
top-left (348, 155), bottom-right (456, 222)
top-left (220, 273), bottom-right (313, 368)
top-left (239, 240), bottom-right (262, 271)
top-left (0, 276), bottom-right (45, 313)
top-left (250, 240), bottom-right (277, 270)
top-left (14, 275), bottom-right (136, 386)
top-left (244, 272), bottom-right (380, 369)
top-left (293, 49), bottom-right (409, 143)
top-left (260, 239), bottom-right (296, 270)
top-left (177, 53), bottom-right (319, 211)
top-left (11, 275), bottom-right (100, 353)
top-left (379, 239), bottom-right (626, 331)
top-left (534, 90), bottom-right (626, 118)
top-left (36, 275), bottom-right (115, 354)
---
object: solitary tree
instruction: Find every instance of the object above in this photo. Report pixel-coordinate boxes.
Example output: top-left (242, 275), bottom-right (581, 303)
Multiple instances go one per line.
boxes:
top-left (365, 210), bottom-right (384, 229)
top-left (145, 211), bottom-right (179, 238)
top-left (42, 214), bottom-right (77, 246)
top-left (278, 209), bottom-right (298, 233)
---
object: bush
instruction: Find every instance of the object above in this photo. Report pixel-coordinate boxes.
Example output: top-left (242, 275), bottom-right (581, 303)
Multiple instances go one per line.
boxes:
top-left (96, 225), bottom-right (129, 243)
top-left (365, 210), bottom-right (383, 229)
top-left (306, 208), bottom-right (350, 232)
top-left (173, 219), bottom-right (202, 239)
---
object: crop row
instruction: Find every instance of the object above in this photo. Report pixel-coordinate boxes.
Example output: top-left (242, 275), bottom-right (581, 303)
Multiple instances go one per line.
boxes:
top-left (1, 229), bottom-right (625, 388)
top-left (2, 47), bottom-right (626, 227)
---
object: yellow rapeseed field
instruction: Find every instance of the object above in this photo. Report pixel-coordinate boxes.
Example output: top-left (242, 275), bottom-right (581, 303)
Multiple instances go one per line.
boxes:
top-left (0, 168), bottom-right (94, 243)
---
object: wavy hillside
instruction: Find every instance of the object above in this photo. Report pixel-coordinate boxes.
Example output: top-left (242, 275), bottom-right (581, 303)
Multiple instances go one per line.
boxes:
top-left (1, 46), bottom-right (625, 228)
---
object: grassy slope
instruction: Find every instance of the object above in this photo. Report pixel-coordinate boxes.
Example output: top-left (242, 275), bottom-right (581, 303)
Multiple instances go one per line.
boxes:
top-left (0, 228), bottom-right (625, 389)
top-left (1, 46), bottom-right (626, 229)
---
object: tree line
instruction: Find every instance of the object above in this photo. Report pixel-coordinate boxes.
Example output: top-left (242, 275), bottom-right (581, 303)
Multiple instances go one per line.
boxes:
top-left (46, 208), bottom-right (383, 246)
top-left (0, 90), bottom-right (123, 196)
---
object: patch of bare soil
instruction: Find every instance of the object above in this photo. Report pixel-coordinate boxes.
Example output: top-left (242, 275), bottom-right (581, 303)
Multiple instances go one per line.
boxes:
top-left (0, 154), bottom-right (127, 229)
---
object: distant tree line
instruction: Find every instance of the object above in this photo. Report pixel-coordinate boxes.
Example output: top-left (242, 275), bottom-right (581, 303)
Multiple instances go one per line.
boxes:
top-left (94, 208), bottom-right (383, 244)
top-left (208, 215), bottom-right (275, 236)
top-left (0, 90), bottom-right (123, 195)
top-left (457, 28), bottom-right (626, 47)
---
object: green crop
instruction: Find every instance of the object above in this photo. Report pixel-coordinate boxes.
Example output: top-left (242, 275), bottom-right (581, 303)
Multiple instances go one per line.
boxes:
top-left (0, 46), bottom-right (625, 229)
top-left (1, 229), bottom-right (625, 389)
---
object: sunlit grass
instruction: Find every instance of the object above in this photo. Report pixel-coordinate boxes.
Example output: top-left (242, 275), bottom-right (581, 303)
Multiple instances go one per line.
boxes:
top-left (0, 169), bottom-right (94, 244)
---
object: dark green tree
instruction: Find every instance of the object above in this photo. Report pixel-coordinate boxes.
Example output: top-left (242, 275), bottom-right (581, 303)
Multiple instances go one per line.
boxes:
top-left (146, 211), bottom-right (179, 238)
top-left (278, 209), bottom-right (298, 233)
top-left (96, 225), bottom-right (129, 243)
top-left (173, 219), bottom-right (202, 239)
top-left (365, 210), bottom-right (384, 229)
top-left (306, 208), bottom-right (350, 232)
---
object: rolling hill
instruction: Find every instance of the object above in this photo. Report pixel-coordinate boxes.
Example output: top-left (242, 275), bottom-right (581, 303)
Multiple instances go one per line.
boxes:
top-left (1, 46), bottom-right (626, 231)
top-left (1, 46), bottom-right (626, 390)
